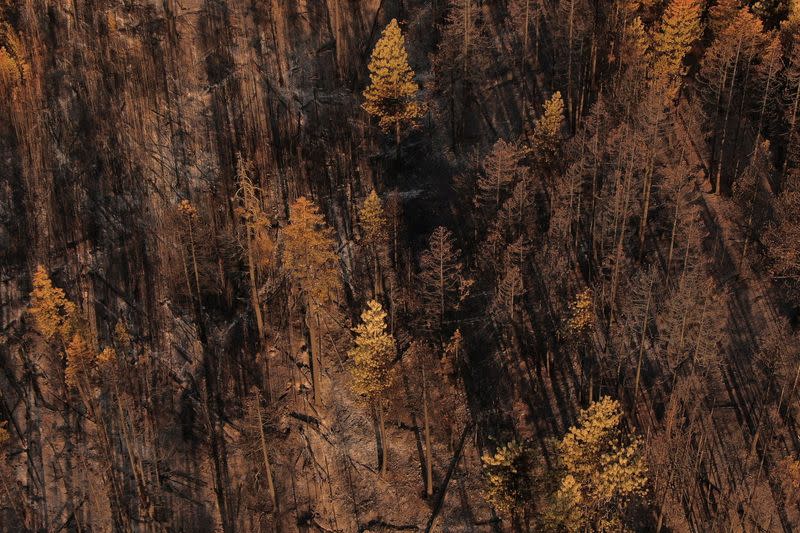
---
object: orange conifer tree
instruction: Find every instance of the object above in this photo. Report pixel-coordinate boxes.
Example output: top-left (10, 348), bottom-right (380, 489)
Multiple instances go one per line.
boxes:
top-left (282, 196), bottom-right (340, 404)
top-left (363, 19), bottom-right (423, 150)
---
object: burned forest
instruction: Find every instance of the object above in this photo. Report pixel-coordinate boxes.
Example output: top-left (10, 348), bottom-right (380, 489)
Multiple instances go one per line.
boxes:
top-left (4, 0), bottom-right (800, 531)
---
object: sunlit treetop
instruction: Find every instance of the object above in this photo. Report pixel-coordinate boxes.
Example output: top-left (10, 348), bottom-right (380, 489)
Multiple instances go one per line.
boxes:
top-left (349, 299), bottom-right (395, 400)
top-left (65, 333), bottom-right (95, 390)
top-left (555, 396), bottom-right (647, 531)
top-left (533, 91), bottom-right (564, 165)
top-left (282, 197), bottom-right (340, 307)
top-left (29, 265), bottom-right (77, 341)
top-left (652, 0), bottom-right (703, 82)
top-left (178, 199), bottom-right (199, 221)
top-left (97, 346), bottom-right (117, 367)
top-left (359, 189), bottom-right (389, 247)
top-left (565, 288), bottom-right (594, 338)
top-left (0, 23), bottom-right (27, 92)
top-left (363, 19), bottom-right (424, 133)
top-left (481, 440), bottom-right (532, 515)
top-left (784, 0), bottom-right (800, 34)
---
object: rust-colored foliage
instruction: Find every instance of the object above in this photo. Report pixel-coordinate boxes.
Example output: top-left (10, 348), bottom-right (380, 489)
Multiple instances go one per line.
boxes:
top-left (282, 196), bottom-right (340, 308)
top-left (0, 22), bottom-right (26, 93)
top-left (28, 266), bottom-right (77, 341)
top-left (65, 333), bottom-right (95, 390)
top-left (362, 19), bottom-right (423, 134)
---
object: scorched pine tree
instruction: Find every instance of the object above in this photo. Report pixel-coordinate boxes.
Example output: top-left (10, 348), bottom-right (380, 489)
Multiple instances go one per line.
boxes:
top-left (363, 18), bottom-right (423, 151)
top-left (349, 299), bottom-right (396, 476)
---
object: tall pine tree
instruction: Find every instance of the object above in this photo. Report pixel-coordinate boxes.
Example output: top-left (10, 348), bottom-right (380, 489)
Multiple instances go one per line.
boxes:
top-left (363, 19), bottom-right (423, 149)
top-left (349, 300), bottom-right (396, 475)
top-left (652, 0), bottom-right (703, 96)
top-left (282, 197), bottom-right (340, 405)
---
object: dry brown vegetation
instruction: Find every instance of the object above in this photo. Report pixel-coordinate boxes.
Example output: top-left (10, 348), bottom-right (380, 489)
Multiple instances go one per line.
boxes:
top-left (3, 0), bottom-right (800, 531)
